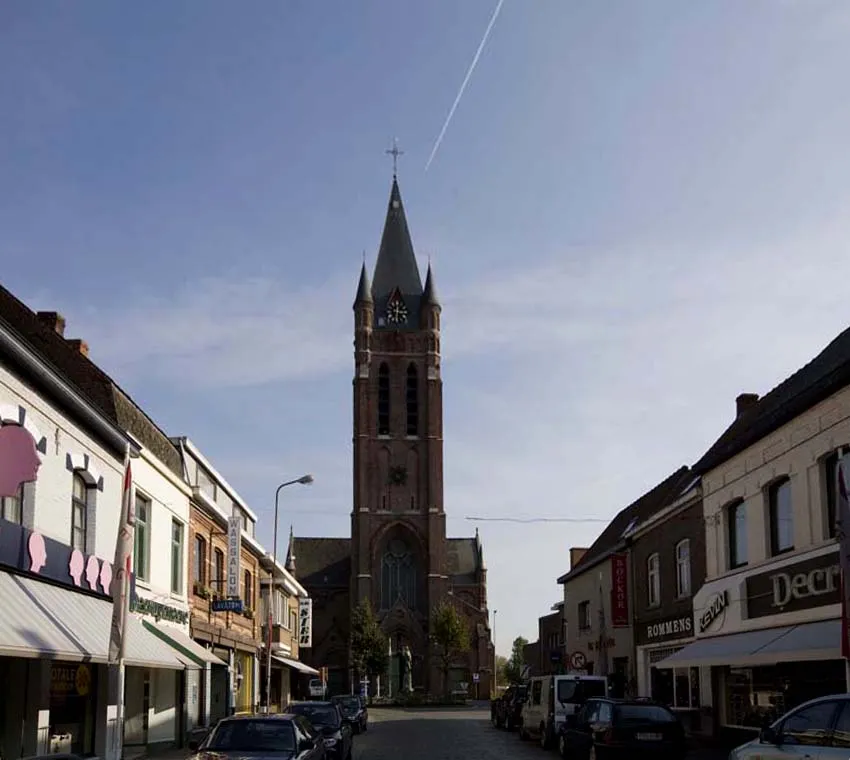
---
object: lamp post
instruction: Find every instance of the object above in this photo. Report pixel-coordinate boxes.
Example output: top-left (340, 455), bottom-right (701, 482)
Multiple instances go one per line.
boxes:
top-left (493, 609), bottom-right (498, 694)
top-left (264, 474), bottom-right (314, 714)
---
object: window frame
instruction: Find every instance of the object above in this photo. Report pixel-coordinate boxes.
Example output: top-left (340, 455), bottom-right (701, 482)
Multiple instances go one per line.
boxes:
top-left (675, 539), bottom-right (691, 598)
top-left (244, 570), bottom-right (253, 610)
top-left (727, 499), bottom-right (748, 569)
top-left (71, 473), bottom-right (88, 552)
top-left (0, 483), bottom-right (24, 525)
top-left (768, 476), bottom-right (794, 556)
top-left (824, 448), bottom-right (850, 540)
top-left (171, 519), bottom-right (185, 595)
top-left (377, 363), bottom-right (391, 436)
top-left (647, 552), bottom-right (661, 607)
top-left (134, 491), bottom-right (151, 582)
top-left (193, 534), bottom-right (207, 587)
top-left (578, 600), bottom-right (591, 631)
top-left (214, 548), bottom-right (225, 596)
top-left (405, 363), bottom-right (418, 436)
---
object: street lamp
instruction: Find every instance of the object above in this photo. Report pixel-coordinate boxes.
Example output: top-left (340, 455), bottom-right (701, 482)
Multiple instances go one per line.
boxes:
top-left (493, 609), bottom-right (498, 693)
top-left (264, 474), bottom-right (314, 714)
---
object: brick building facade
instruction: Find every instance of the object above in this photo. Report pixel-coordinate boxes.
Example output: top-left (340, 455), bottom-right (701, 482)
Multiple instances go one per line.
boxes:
top-left (293, 174), bottom-right (492, 697)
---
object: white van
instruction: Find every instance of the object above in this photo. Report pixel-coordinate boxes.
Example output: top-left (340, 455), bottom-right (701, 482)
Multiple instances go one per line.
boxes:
top-left (520, 674), bottom-right (608, 749)
top-left (308, 678), bottom-right (326, 699)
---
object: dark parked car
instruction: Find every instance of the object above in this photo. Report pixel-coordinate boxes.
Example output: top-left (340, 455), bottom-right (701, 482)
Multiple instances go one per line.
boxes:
top-left (492, 684), bottom-right (527, 730)
top-left (332, 695), bottom-right (368, 733)
top-left (188, 713), bottom-right (326, 760)
top-left (558, 698), bottom-right (687, 760)
top-left (287, 701), bottom-right (353, 760)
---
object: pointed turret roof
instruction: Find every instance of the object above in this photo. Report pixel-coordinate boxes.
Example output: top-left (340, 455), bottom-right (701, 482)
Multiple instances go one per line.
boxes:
top-left (285, 525), bottom-right (296, 573)
top-left (353, 261), bottom-right (373, 307)
top-left (372, 177), bottom-right (423, 299)
top-left (422, 262), bottom-right (440, 307)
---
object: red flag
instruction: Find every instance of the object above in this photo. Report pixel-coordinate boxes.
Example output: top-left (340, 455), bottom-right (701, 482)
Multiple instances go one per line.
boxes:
top-left (109, 457), bottom-right (135, 664)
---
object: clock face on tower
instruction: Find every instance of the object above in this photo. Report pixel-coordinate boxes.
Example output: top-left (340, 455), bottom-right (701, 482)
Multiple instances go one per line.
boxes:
top-left (386, 295), bottom-right (408, 325)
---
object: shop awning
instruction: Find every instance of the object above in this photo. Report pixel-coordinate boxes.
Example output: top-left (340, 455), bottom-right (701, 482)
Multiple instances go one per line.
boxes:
top-left (656, 619), bottom-right (841, 669)
top-left (0, 571), bottom-right (184, 669)
top-left (272, 653), bottom-right (320, 675)
top-left (142, 620), bottom-right (227, 669)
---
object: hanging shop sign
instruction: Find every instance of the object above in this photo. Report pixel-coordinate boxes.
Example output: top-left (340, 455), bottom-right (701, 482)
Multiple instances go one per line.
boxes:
top-left (226, 515), bottom-right (242, 598)
top-left (611, 553), bottom-right (629, 627)
top-left (698, 589), bottom-right (728, 633)
top-left (299, 597), bottom-right (313, 648)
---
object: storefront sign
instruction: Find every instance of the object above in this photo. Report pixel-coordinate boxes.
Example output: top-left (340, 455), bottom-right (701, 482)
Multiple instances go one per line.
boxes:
top-left (226, 515), bottom-right (242, 598)
top-left (131, 594), bottom-right (189, 625)
top-left (699, 589), bottom-right (728, 633)
top-left (641, 614), bottom-right (693, 644)
top-left (0, 518), bottom-right (132, 600)
top-left (51, 663), bottom-right (92, 697)
top-left (611, 553), bottom-right (629, 627)
top-left (212, 598), bottom-right (244, 613)
top-left (299, 597), bottom-right (313, 648)
top-left (746, 550), bottom-right (840, 618)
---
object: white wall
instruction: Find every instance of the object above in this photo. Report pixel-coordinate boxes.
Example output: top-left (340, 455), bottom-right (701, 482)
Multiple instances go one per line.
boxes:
top-left (703, 385), bottom-right (850, 580)
top-left (0, 364), bottom-right (124, 555)
top-left (132, 448), bottom-right (192, 631)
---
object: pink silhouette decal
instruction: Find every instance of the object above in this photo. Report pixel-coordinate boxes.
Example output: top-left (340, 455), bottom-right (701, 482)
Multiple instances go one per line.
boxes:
top-left (28, 533), bottom-right (46, 573)
top-left (69, 549), bottom-right (84, 586)
top-left (100, 561), bottom-right (113, 596)
top-left (0, 424), bottom-right (41, 498)
top-left (85, 555), bottom-right (100, 590)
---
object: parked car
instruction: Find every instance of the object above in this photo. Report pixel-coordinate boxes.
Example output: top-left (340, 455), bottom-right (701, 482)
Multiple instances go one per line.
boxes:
top-left (188, 713), bottom-right (326, 760)
top-left (521, 674), bottom-right (608, 748)
top-left (728, 693), bottom-right (850, 760)
top-left (492, 684), bottom-right (526, 730)
top-left (332, 694), bottom-right (368, 734)
top-left (558, 697), bottom-right (687, 760)
top-left (287, 701), bottom-right (353, 760)
top-left (309, 678), bottom-right (327, 699)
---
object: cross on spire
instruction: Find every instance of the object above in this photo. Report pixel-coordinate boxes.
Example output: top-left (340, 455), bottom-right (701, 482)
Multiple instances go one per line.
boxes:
top-left (386, 138), bottom-right (404, 176)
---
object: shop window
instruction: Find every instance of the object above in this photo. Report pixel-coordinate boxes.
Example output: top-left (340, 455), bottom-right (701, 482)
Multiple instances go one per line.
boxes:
top-left (378, 363), bottom-right (390, 435)
top-left (675, 540), bottom-right (691, 597)
top-left (171, 519), bottom-right (184, 594)
top-left (824, 448), bottom-right (850, 539)
top-left (649, 658), bottom-right (700, 709)
top-left (134, 493), bottom-right (150, 582)
top-left (768, 477), bottom-right (794, 556)
top-left (647, 553), bottom-right (660, 607)
top-left (50, 662), bottom-right (96, 755)
top-left (578, 601), bottom-right (591, 631)
top-left (727, 500), bottom-right (747, 569)
top-left (194, 534), bottom-right (207, 586)
top-left (71, 474), bottom-right (88, 552)
top-left (0, 483), bottom-right (23, 524)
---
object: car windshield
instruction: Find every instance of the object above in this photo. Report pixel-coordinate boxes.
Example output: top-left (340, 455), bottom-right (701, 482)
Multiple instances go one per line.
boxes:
top-left (615, 704), bottom-right (677, 724)
top-left (289, 704), bottom-right (340, 729)
top-left (203, 719), bottom-right (296, 752)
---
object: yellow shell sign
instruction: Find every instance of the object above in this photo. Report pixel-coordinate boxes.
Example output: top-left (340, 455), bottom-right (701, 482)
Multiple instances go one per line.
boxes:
top-left (75, 664), bottom-right (91, 696)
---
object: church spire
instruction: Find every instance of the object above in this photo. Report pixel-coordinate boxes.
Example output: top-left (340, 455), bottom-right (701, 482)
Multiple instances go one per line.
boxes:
top-left (353, 260), bottom-right (373, 307)
top-left (422, 262), bottom-right (440, 308)
top-left (285, 525), bottom-right (296, 574)
top-left (371, 164), bottom-right (423, 301)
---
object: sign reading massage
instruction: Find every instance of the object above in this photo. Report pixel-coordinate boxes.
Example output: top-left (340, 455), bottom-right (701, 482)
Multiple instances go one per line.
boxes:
top-left (226, 515), bottom-right (242, 599)
top-left (746, 550), bottom-right (840, 619)
top-left (298, 597), bottom-right (313, 648)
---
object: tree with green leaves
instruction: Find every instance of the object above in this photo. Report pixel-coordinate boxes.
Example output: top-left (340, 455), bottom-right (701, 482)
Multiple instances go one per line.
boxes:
top-left (431, 600), bottom-right (470, 697)
top-left (503, 635), bottom-right (528, 684)
top-left (495, 654), bottom-right (509, 689)
top-left (350, 599), bottom-right (389, 681)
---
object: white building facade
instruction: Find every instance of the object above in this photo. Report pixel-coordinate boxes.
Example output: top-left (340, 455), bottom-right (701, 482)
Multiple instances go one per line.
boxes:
top-left (660, 341), bottom-right (850, 744)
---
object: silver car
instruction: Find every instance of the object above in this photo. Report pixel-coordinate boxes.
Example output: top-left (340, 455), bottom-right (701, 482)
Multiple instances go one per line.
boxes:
top-left (729, 694), bottom-right (850, 760)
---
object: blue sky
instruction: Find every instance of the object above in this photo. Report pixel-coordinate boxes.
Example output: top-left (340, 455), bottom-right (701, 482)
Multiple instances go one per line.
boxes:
top-left (4, 1), bottom-right (850, 654)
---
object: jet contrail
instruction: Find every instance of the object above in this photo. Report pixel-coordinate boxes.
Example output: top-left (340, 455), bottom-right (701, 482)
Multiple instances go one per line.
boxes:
top-left (424, 0), bottom-right (505, 172)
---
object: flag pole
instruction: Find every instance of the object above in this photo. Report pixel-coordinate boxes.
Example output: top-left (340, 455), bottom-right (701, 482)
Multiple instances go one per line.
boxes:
top-left (109, 446), bottom-right (136, 760)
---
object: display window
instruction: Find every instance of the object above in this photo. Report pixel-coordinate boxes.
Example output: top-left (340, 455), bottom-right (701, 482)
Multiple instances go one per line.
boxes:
top-left (50, 661), bottom-right (96, 754)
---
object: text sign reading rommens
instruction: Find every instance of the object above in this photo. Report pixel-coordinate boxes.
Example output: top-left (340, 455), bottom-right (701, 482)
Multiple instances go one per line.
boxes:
top-left (299, 596), bottom-right (313, 648)
top-left (226, 515), bottom-right (242, 599)
top-left (639, 615), bottom-right (693, 645)
top-left (746, 550), bottom-right (840, 619)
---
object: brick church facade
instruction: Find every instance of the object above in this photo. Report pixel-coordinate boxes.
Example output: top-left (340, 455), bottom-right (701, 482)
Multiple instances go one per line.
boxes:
top-left (289, 171), bottom-right (493, 698)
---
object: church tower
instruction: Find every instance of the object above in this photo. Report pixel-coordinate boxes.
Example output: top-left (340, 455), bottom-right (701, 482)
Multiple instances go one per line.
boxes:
top-left (351, 169), bottom-right (447, 691)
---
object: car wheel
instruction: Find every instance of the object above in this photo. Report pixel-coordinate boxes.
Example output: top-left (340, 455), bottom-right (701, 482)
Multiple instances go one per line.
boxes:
top-left (540, 723), bottom-right (549, 749)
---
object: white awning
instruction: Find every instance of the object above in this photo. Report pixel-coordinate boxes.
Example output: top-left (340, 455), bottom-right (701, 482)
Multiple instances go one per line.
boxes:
top-left (657, 619), bottom-right (840, 669)
top-left (142, 620), bottom-right (227, 668)
top-left (272, 654), bottom-right (319, 675)
top-left (0, 571), bottom-right (184, 669)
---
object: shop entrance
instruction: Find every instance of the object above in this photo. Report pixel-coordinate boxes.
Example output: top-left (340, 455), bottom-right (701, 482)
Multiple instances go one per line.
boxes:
top-left (49, 661), bottom-right (96, 755)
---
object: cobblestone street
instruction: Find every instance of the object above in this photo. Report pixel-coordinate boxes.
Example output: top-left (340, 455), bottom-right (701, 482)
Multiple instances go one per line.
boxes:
top-left (353, 706), bottom-right (732, 760)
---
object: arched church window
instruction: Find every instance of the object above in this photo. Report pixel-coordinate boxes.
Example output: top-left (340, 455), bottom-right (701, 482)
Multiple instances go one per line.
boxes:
top-left (406, 364), bottom-right (418, 436)
top-left (380, 539), bottom-right (416, 611)
top-left (378, 363), bottom-right (390, 435)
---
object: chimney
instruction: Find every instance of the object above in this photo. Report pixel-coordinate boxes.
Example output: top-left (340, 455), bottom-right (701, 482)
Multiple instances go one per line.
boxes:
top-left (736, 393), bottom-right (759, 418)
top-left (36, 311), bottom-right (66, 336)
top-left (66, 339), bottom-right (89, 357)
